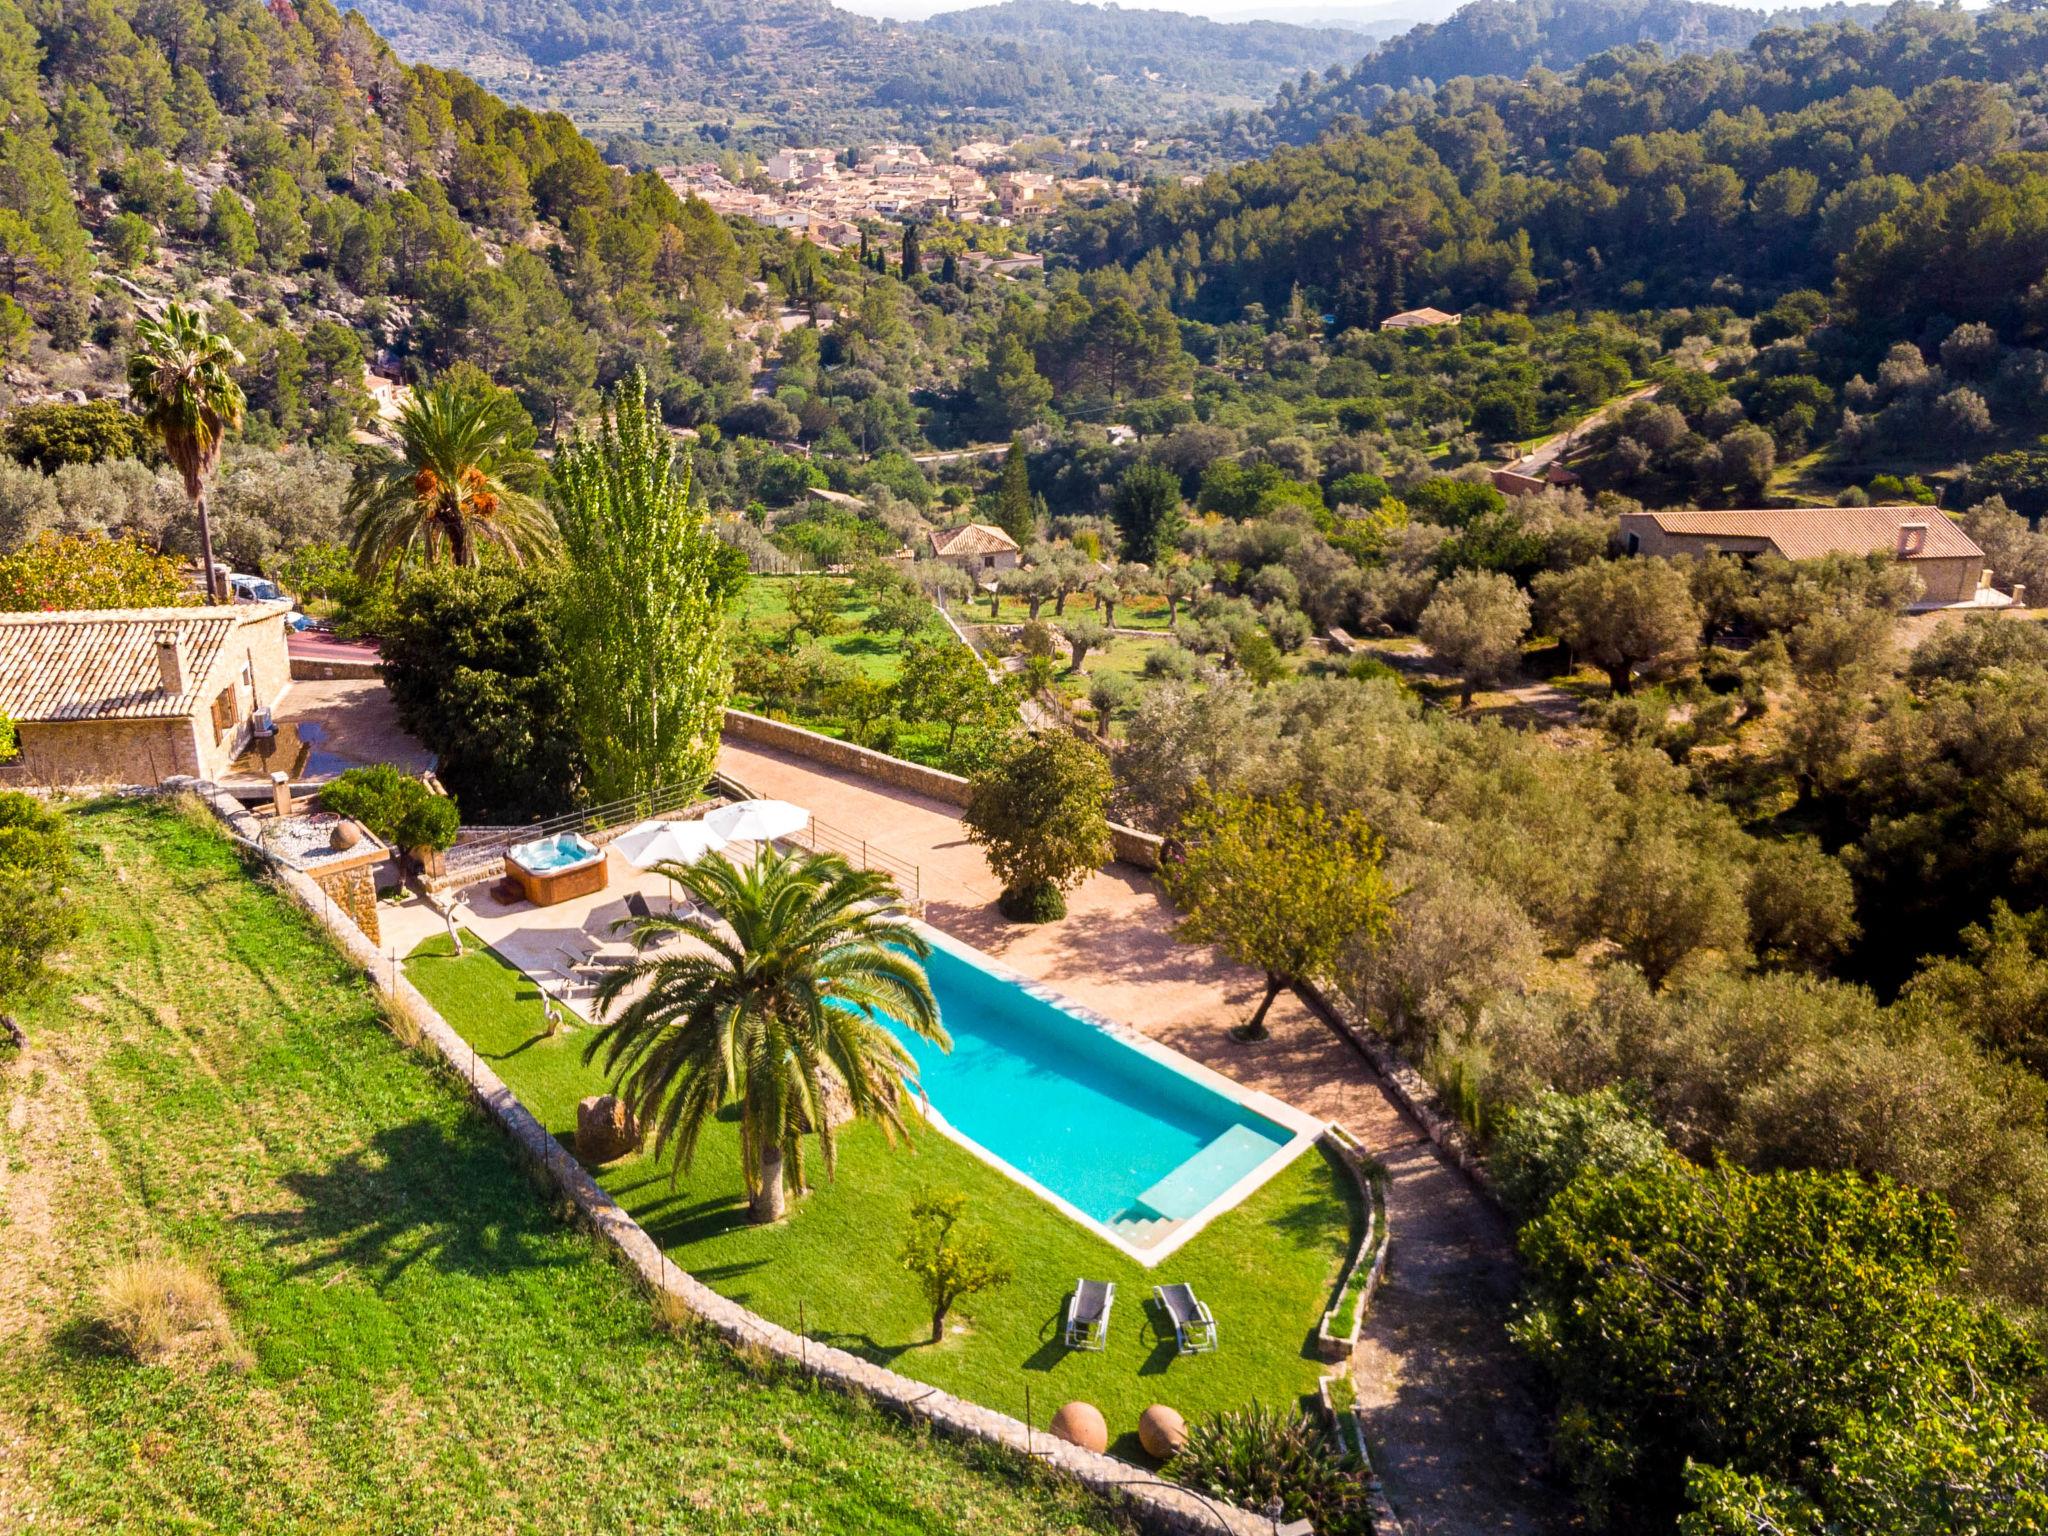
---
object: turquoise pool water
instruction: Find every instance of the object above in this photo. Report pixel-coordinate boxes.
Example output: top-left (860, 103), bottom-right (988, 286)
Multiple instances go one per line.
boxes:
top-left (508, 832), bottom-right (601, 873)
top-left (886, 941), bottom-right (1295, 1230)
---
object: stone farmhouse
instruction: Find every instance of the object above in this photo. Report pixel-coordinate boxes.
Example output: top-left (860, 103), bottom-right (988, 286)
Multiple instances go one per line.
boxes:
top-left (0, 600), bottom-right (294, 786)
top-left (1617, 506), bottom-right (2010, 610)
top-left (928, 523), bottom-right (1021, 579)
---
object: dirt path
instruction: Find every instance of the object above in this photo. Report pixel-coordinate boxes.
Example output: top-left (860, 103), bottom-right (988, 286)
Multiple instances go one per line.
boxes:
top-left (717, 738), bottom-right (1571, 1535)
top-left (1498, 383), bottom-right (1659, 481)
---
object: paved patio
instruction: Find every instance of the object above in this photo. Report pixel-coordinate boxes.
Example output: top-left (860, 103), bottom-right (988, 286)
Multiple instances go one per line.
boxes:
top-left (228, 678), bottom-right (434, 788)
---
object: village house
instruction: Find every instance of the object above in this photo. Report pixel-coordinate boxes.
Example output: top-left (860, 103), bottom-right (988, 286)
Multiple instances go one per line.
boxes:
top-left (0, 600), bottom-right (294, 786)
top-left (1380, 307), bottom-right (1463, 331)
top-left (1617, 506), bottom-right (2011, 610)
top-left (928, 523), bottom-right (1021, 578)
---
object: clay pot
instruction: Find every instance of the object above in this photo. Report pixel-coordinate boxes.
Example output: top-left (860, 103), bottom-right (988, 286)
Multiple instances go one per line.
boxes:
top-left (1138, 1404), bottom-right (1187, 1459)
top-left (328, 821), bottom-right (361, 851)
top-left (1048, 1400), bottom-right (1108, 1454)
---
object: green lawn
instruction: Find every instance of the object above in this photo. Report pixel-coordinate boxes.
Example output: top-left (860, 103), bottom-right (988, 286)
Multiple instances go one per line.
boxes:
top-left (405, 931), bottom-right (1358, 1461)
top-left (1, 798), bottom-right (1126, 1533)
top-left (743, 575), bottom-right (910, 682)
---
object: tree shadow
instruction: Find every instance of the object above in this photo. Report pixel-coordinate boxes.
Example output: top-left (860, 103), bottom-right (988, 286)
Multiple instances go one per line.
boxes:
top-left (235, 1117), bottom-right (571, 1286)
top-left (813, 1327), bottom-right (921, 1367)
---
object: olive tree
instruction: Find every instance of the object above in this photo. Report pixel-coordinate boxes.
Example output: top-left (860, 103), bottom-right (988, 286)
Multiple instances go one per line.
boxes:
top-left (1419, 569), bottom-right (1531, 705)
top-left (1535, 557), bottom-right (1702, 695)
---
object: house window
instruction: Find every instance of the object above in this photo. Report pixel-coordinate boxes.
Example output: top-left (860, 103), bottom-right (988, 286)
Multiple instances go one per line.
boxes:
top-left (211, 686), bottom-right (238, 738)
top-left (982, 554), bottom-right (995, 571)
top-left (1625, 532), bottom-right (1640, 554)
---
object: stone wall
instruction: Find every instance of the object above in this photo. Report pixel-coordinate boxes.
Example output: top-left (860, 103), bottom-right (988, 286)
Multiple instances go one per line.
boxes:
top-left (176, 776), bottom-right (1274, 1536)
top-left (312, 858), bottom-right (381, 946)
top-left (1298, 981), bottom-right (1499, 1207)
top-left (721, 710), bottom-right (1165, 870)
top-left (18, 717), bottom-right (200, 787)
top-left (289, 656), bottom-right (383, 681)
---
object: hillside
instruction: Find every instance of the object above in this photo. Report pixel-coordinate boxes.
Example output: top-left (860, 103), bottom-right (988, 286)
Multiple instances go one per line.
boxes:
top-left (1224, 0), bottom-right (1888, 149)
top-left (348, 0), bottom-right (1366, 150)
top-left (0, 0), bottom-right (789, 453)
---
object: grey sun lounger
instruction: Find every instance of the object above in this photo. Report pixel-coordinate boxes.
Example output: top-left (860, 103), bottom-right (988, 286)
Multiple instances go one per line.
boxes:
top-left (1155, 1281), bottom-right (1218, 1354)
top-left (1063, 1279), bottom-right (1115, 1351)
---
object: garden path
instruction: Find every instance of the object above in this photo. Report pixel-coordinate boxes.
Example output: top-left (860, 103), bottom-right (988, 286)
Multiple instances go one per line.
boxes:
top-left (718, 738), bottom-right (1570, 1536)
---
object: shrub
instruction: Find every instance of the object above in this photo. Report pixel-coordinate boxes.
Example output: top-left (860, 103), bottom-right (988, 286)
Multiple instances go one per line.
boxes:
top-left (0, 790), bottom-right (76, 1001)
top-left (94, 1255), bottom-right (226, 1363)
top-left (963, 732), bottom-right (1113, 924)
top-left (1490, 1088), bottom-right (1667, 1221)
top-left (320, 765), bottom-right (460, 852)
top-left (1170, 1404), bottom-right (1372, 1536)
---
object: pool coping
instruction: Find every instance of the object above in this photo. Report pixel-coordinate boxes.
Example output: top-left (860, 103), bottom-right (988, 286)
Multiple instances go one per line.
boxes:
top-left (907, 920), bottom-right (1329, 1268)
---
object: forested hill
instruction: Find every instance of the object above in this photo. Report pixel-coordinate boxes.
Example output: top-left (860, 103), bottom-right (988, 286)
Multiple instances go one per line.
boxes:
top-left (0, 0), bottom-right (782, 444)
top-left (924, 1), bottom-right (1362, 76)
top-left (1235, 0), bottom-right (1889, 149)
top-left (347, 0), bottom-right (1365, 150)
top-left (1068, 0), bottom-right (2048, 331)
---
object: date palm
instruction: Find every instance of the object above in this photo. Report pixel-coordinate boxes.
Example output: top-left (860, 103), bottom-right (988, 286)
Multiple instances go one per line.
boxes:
top-left (127, 302), bottom-right (245, 603)
top-left (346, 374), bottom-right (554, 577)
top-left (587, 846), bottom-right (948, 1224)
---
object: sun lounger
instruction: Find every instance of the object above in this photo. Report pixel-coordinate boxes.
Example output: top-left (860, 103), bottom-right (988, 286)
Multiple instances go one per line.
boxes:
top-left (1063, 1278), bottom-right (1115, 1351)
top-left (1154, 1282), bottom-right (1218, 1354)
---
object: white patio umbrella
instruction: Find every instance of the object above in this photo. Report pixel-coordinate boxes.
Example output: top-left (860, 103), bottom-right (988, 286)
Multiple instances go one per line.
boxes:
top-left (611, 818), bottom-right (730, 910)
top-left (611, 818), bottom-right (729, 869)
top-left (705, 798), bottom-right (811, 845)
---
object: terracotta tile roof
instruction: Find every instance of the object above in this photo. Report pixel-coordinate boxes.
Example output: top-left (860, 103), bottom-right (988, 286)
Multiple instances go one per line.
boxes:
top-left (1636, 507), bottom-right (1982, 562)
top-left (0, 606), bottom-right (238, 722)
top-left (1381, 307), bottom-right (1462, 327)
top-left (928, 523), bottom-right (1020, 557)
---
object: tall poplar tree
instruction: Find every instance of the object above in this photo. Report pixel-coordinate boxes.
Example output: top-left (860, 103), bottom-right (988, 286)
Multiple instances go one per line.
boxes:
top-left (550, 368), bottom-right (740, 804)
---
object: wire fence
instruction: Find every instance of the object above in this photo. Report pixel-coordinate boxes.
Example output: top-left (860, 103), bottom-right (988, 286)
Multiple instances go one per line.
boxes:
top-left (444, 781), bottom-right (722, 877)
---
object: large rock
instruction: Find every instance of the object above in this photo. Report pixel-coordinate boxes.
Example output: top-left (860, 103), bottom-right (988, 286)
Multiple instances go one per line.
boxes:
top-left (1138, 1404), bottom-right (1186, 1459)
top-left (576, 1094), bottom-right (640, 1164)
top-left (1048, 1400), bottom-right (1108, 1454)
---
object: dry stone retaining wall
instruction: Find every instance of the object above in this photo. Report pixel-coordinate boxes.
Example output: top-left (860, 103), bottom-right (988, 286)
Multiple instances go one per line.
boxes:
top-left (176, 777), bottom-right (1274, 1536)
top-left (1298, 982), bottom-right (1498, 1207)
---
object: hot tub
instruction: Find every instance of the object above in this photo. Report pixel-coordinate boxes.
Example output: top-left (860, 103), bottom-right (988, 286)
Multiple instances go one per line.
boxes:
top-left (506, 832), bottom-right (607, 906)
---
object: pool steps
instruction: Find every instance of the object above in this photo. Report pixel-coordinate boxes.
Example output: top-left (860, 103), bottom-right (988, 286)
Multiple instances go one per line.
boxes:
top-left (1130, 1124), bottom-right (1285, 1221)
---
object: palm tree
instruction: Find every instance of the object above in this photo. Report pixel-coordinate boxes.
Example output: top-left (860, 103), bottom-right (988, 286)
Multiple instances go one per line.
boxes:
top-left (346, 374), bottom-right (554, 577)
top-left (586, 846), bottom-right (948, 1224)
top-left (127, 302), bottom-right (245, 603)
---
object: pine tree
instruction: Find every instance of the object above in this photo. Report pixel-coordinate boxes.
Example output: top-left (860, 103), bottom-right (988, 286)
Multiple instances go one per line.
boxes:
top-left (900, 221), bottom-right (921, 280)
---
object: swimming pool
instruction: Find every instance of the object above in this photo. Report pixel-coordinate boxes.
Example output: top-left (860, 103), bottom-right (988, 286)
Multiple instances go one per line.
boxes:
top-left (886, 928), bottom-right (1324, 1262)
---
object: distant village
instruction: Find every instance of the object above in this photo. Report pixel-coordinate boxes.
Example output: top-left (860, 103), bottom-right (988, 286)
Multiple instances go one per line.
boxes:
top-left (661, 136), bottom-right (1181, 254)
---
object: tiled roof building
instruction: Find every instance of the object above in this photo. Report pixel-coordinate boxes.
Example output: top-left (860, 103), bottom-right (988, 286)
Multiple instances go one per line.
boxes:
top-left (0, 600), bottom-right (294, 785)
top-left (1617, 507), bottom-right (2006, 610)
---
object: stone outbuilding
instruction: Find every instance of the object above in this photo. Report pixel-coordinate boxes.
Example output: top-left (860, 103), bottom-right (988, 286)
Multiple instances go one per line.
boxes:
top-left (1616, 506), bottom-right (2006, 611)
top-left (0, 600), bottom-right (294, 786)
top-left (927, 522), bottom-right (1022, 578)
